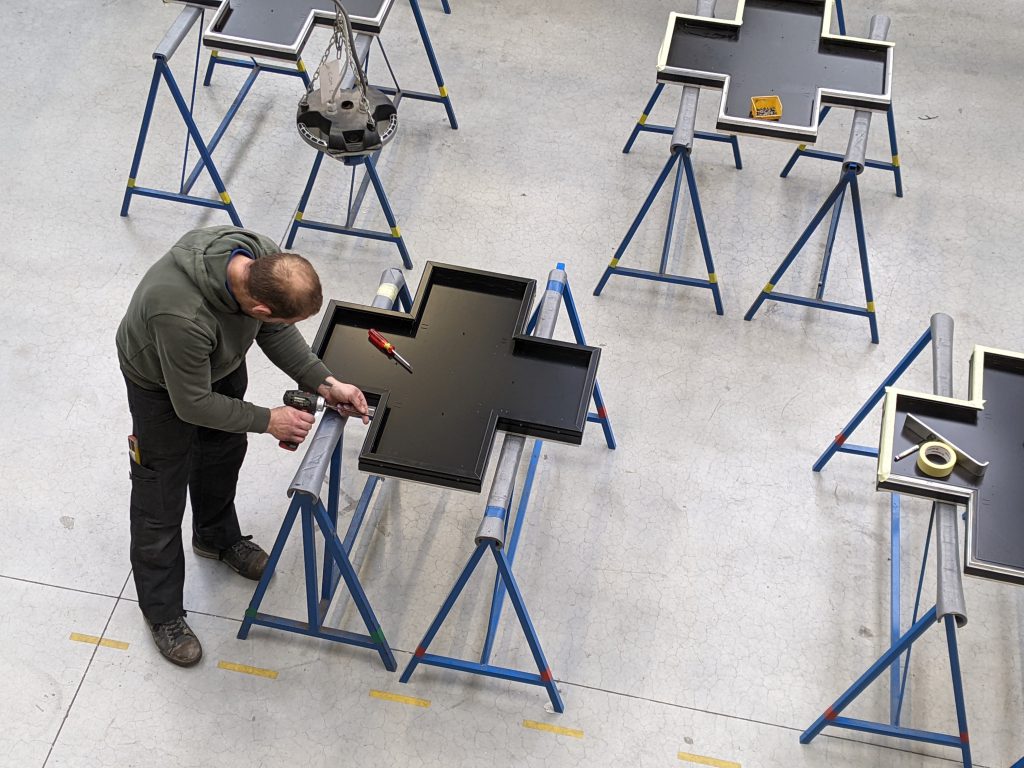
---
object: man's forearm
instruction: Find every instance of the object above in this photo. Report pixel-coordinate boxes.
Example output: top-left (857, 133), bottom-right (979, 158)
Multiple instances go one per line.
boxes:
top-left (257, 324), bottom-right (332, 391)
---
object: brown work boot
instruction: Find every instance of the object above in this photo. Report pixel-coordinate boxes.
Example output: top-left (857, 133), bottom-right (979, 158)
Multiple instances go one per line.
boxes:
top-left (193, 534), bottom-right (269, 581)
top-left (149, 616), bottom-right (202, 667)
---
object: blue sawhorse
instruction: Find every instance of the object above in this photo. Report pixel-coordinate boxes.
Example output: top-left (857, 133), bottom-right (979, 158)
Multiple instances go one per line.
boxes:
top-left (596, 79), bottom-right (730, 314)
top-left (237, 410), bottom-right (396, 671)
top-left (801, 497), bottom-right (972, 767)
top-left (812, 323), bottom-right (932, 471)
top-left (398, 265), bottom-right (615, 711)
top-left (779, 9), bottom-right (903, 198)
top-left (239, 268), bottom-right (412, 659)
top-left (745, 17), bottom-right (891, 343)
top-left (805, 314), bottom-right (972, 767)
top-left (781, 105), bottom-right (903, 198)
top-left (621, 82), bottom-right (742, 169)
top-left (744, 120), bottom-right (880, 343)
top-left (121, 6), bottom-right (256, 225)
top-left (204, 0), bottom-right (458, 131)
top-left (286, 151), bottom-right (414, 270)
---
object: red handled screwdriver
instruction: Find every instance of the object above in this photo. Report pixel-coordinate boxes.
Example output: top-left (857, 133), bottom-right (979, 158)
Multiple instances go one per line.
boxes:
top-left (367, 328), bottom-right (413, 373)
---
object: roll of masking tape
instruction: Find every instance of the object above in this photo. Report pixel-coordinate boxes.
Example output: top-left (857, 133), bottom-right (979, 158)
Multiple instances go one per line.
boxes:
top-left (917, 440), bottom-right (956, 478)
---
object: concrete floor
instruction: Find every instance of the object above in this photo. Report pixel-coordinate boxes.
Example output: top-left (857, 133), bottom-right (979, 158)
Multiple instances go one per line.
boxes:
top-left (1, 0), bottom-right (1022, 766)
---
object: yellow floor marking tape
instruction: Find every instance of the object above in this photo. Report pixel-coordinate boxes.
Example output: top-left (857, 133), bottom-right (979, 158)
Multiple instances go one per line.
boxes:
top-left (677, 750), bottom-right (741, 768)
top-left (369, 690), bottom-right (431, 708)
top-left (522, 720), bottom-right (584, 739)
top-left (217, 661), bottom-right (278, 679)
top-left (69, 632), bottom-right (129, 650)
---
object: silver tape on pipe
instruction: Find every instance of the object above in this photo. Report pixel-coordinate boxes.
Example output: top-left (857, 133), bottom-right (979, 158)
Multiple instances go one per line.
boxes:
top-left (929, 312), bottom-right (967, 625)
top-left (476, 269), bottom-right (566, 545)
top-left (155, 6), bottom-right (201, 61)
top-left (288, 411), bottom-right (346, 500)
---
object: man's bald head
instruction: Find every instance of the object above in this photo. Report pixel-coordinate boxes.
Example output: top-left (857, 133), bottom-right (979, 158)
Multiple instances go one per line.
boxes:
top-left (247, 252), bottom-right (323, 320)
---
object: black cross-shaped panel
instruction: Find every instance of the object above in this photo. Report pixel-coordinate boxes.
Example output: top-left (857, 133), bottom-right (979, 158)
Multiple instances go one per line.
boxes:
top-left (171, 0), bottom-right (393, 60)
top-left (311, 263), bottom-right (601, 492)
top-left (657, 0), bottom-right (892, 142)
top-left (878, 347), bottom-right (1024, 586)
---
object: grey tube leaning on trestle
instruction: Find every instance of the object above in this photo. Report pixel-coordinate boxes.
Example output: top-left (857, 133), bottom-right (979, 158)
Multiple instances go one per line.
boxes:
top-left (288, 410), bottom-right (346, 501)
top-left (155, 6), bottom-right (201, 61)
top-left (843, 15), bottom-right (890, 169)
top-left (287, 268), bottom-right (405, 501)
top-left (476, 268), bottom-right (568, 546)
top-left (671, 0), bottom-right (716, 153)
top-left (373, 268), bottom-right (407, 309)
top-left (336, 34), bottom-right (373, 91)
top-left (930, 312), bottom-right (968, 626)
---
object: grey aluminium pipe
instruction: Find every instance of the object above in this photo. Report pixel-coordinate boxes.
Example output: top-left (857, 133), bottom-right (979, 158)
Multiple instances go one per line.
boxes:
top-left (930, 312), bottom-right (968, 626)
top-left (670, 0), bottom-right (716, 152)
top-left (843, 15), bottom-right (891, 169)
top-left (372, 268), bottom-right (407, 309)
top-left (336, 34), bottom-right (374, 91)
top-left (287, 268), bottom-right (405, 500)
top-left (288, 411), bottom-right (346, 501)
top-left (154, 6), bottom-right (202, 61)
top-left (476, 268), bottom-right (568, 546)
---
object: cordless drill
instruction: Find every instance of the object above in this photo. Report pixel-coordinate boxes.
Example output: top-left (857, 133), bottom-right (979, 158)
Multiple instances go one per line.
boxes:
top-left (279, 390), bottom-right (326, 451)
top-left (279, 389), bottom-right (373, 451)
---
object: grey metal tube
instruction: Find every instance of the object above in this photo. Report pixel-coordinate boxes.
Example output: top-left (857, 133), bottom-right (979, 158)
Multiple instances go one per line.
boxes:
top-left (339, 34), bottom-right (373, 90)
top-left (843, 112), bottom-right (871, 170)
top-left (288, 410), bottom-right (346, 501)
top-left (930, 312), bottom-right (968, 626)
top-left (868, 14), bottom-right (891, 42)
top-left (842, 16), bottom-right (891, 170)
top-left (475, 436), bottom-right (525, 544)
top-left (288, 269), bottom-right (401, 500)
top-left (476, 269), bottom-right (567, 546)
top-left (671, 87), bottom-right (700, 153)
top-left (373, 268), bottom-right (407, 309)
top-left (154, 6), bottom-right (202, 61)
top-left (670, 0), bottom-right (716, 152)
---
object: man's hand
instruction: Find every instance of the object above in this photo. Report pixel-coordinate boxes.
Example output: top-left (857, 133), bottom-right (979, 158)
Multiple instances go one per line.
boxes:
top-left (267, 406), bottom-right (316, 444)
top-left (318, 376), bottom-right (370, 424)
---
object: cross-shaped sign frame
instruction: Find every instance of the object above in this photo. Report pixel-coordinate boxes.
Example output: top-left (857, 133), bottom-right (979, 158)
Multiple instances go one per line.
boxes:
top-left (656, 0), bottom-right (893, 142)
top-left (878, 346), bottom-right (1024, 585)
top-left (311, 262), bottom-right (601, 492)
top-left (168, 0), bottom-right (394, 60)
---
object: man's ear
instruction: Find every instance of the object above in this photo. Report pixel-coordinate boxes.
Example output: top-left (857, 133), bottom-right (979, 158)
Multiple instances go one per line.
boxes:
top-left (250, 304), bottom-right (274, 320)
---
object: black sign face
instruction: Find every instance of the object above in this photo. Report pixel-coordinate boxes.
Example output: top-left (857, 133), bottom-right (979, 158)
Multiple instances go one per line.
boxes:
top-left (657, 0), bottom-right (892, 142)
top-left (171, 0), bottom-right (393, 60)
top-left (878, 348), bottom-right (1024, 585)
top-left (312, 263), bottom-right (600, 492)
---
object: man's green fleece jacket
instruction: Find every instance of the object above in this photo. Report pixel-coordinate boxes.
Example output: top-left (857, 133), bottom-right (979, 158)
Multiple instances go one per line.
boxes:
top-left (116, 226), bottom-right (332, 433)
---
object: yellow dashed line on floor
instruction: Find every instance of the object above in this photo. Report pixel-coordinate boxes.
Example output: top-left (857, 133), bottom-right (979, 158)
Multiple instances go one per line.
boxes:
top-left (522, 720), bottom-right (584, 739)
top-left (217, 661), bottom-right (278, 679)
top-left (369, 690), bottom-right (431, 708)
top-left (69, 632), bottom-right (129, 650)
top-left (677, 750), bottom-right (741, 768)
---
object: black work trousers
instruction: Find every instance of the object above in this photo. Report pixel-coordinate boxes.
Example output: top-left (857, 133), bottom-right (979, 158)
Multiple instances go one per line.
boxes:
top-left (124, 363), bottom-right (248, 624)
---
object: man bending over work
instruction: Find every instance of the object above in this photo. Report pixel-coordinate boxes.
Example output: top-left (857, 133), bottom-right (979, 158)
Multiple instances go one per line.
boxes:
top-left (117, 225), bottom-right (367, 667)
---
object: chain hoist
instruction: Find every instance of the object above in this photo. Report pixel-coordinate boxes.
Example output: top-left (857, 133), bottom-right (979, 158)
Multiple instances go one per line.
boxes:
top-left (297, 1), bottom-right (397, 157)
